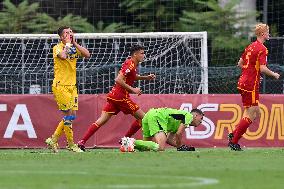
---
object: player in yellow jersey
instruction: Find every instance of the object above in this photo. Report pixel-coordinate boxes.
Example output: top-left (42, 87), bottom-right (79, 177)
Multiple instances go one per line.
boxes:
top-left (45, 26), bottom-right (90, 153)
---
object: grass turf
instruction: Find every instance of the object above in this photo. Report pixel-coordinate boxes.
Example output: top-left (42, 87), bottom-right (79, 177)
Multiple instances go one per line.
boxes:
top-left (0, 148), bottom-right (283, 189)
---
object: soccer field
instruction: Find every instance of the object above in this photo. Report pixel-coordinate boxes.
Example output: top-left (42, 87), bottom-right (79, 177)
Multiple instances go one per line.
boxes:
top-left (0, 148), bottom-right (283, 189)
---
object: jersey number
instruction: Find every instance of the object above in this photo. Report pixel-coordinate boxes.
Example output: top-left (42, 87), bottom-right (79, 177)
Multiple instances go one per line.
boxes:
top-left (243, 51), bottom-right (252, 69)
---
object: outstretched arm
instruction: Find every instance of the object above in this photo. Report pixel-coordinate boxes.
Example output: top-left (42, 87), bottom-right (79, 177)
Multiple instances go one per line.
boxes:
top-left (136, 74), bottom-right (156, 81)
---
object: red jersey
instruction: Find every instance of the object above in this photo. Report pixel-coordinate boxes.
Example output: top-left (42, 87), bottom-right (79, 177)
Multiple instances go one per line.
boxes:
top-left (107, 58), bottom-right (137, 100)
top-left (238, 40), bottom-right (268, 91)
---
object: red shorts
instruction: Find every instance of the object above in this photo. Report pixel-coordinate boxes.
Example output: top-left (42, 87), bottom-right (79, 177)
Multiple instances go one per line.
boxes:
top-left (103, 97), bottom-right (139, 115)
top-left (238, 88), bottom-right (259, 107)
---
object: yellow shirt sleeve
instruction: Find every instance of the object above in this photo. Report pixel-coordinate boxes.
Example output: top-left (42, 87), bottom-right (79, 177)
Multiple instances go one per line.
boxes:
top-left (53, 45), bottom-right (61, 59)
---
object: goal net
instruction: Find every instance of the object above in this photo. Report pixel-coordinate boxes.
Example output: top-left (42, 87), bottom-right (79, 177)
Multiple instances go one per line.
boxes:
top-left (0, 32), bottom-right (208, 94)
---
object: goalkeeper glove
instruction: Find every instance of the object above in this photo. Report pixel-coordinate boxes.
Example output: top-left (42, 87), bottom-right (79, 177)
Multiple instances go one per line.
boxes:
top-left (177, 144), bottom-right (195, 151)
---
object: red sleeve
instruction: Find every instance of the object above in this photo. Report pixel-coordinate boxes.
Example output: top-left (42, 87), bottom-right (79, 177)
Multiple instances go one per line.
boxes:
top-left (258, 48), bottom-right (268, 65)
top-left (120, 61), bottom-right (134, 76)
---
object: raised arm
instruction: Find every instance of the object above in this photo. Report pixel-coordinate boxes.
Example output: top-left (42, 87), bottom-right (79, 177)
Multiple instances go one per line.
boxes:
top-left (57, 45), bottom-right (69, 60)
top-left (70, 33), bottom-right (90, 58)
top-left (73, 42), bottom-right (90, 58)
top-left (56, 34), bottom-right (70, 60)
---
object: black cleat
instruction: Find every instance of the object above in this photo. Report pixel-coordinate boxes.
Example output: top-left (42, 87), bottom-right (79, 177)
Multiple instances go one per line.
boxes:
top-left (177, 144), bottom-right (195, 151)
top-left (228, 142), bottom-right (242, 151)
top-left (228, 133), bottom-right (242, 151)
top-left (228, 133), bottom-right (234, 142)
top-left (77, 140), bottom-right (86, 151)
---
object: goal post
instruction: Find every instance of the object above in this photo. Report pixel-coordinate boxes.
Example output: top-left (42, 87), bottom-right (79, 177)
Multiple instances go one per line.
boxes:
top-left (0, 32), bottom-right (208, 94)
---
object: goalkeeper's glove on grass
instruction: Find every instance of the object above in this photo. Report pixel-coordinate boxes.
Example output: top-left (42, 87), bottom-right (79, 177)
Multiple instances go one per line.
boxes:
top-left (177, 144), bottom-right (195, 151)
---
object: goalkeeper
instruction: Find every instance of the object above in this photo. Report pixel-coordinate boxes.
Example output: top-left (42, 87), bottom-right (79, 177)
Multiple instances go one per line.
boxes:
top-left (45, 26), bottom-right (90, 153)
top-left (122, 108), bottom-right (204, 151)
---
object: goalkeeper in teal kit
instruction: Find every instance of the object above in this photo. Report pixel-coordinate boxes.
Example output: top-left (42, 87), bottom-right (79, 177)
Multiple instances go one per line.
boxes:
top-left (120, 108), bottom-right (204, 152)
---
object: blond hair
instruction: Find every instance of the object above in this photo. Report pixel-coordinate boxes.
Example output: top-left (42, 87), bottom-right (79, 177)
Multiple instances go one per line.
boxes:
top-left (254, 23), bottom-right (269, 37)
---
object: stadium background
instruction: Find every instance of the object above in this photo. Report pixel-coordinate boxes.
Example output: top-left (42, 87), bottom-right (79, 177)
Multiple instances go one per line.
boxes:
top-left (0, 0), bottom-right (283, 149)
top-left (0, 0), bottom-right (283, 94)
top-left (0, 2), bottom-right (283, 189)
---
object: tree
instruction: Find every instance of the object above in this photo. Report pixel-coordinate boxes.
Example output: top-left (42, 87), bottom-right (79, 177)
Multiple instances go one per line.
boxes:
top-left (176, 0), bottom-right (257, 65)
top-left (28, 13), bottom-right (95, 33)
top-left (0, 0), bottom-right (96, 33)
top-left (93, 21), bottom-right (133, 33)
top-left (120, 0), bottom-right (196, 32)
top-left (0, 0), bottom-right (40, 33)
top-left (0, 0), bottom-right (133, 33)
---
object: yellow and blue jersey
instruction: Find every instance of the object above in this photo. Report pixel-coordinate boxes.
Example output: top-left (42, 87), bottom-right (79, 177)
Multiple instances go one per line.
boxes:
top-left (52, 42), bottom-right (82, 86)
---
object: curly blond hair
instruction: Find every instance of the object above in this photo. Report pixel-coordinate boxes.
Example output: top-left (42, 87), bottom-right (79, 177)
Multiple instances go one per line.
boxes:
top-left (254, 23), bottom-right (269, 37)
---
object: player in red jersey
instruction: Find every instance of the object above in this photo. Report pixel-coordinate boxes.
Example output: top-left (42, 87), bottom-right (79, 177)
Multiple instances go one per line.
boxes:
top-left (228, 23), bottom-right (280, 151)
top-left (77, 45), bottom-right (156, 151)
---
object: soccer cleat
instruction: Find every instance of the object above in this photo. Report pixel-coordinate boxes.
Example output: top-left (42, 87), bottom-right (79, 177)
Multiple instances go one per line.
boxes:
top-left (67, 144), bottom-right (84, 153)
top-left (66, 144), bottom-right (71, 151)
top-left (227, 133), bottom-right (242, 151)
top-left (120, 137), bottom-right (135, 152)
top-left (228, 133), bottom-right (234, 142)
top-left (177, 144), bottom-right (195, 151)
top-left (228, 142), bottom-right (242, 151)
top-left (45, 137), bottom-right (59, 153)
top-left (77, 140), bottom-right (86, 151)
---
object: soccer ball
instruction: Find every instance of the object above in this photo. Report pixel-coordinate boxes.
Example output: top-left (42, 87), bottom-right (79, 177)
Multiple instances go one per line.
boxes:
top-left (119, 137), bottom-right (135, 152)
top-left (120, 145), bottom-right (135, 152)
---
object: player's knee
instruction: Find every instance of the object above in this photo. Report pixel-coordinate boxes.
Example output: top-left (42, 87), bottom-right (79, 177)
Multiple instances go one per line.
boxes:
top-left (251, 107), bottom-right (260, 120)
top-left (158, 144), bottom-right (165, 151)
top-left (63, 115), bottom-right (76, 126)
top-left (255, 108), bottom-right (261, 117)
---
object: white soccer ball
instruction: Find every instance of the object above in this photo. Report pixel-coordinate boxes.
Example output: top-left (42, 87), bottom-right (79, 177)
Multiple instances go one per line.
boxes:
top-left (119, 137), bottom-right (135, 152)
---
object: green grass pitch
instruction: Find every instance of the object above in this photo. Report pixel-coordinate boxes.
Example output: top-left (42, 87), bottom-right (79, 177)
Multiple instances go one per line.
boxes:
top-left (0, 148), bottom-right (283, 189)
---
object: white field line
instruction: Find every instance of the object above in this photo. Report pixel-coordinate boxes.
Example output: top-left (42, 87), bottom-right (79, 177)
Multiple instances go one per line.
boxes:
top-left (0, 171), bottom-right (219, 188)
top-left (82, 173), bottom-right (219, 189)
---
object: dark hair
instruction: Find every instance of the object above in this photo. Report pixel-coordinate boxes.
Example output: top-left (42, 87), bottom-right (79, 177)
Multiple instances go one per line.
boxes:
top-left (57, 26), bottom-right (70, 36)
top-left (130, 44), bottom-right (144, 55)
top-left (191, 108), bottom-right (204, 116)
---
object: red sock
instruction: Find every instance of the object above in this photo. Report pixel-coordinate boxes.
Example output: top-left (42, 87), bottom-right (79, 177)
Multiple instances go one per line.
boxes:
top-left (124, 120), bottom-right (141, 137)
top-left (232, 117), bottom-right (252, 144)
top-left (81, 123), bottom-right (100, 143)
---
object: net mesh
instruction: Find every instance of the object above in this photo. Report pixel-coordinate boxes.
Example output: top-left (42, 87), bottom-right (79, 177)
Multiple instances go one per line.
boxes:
top-left (0, 32), bottom-right (207, 94)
